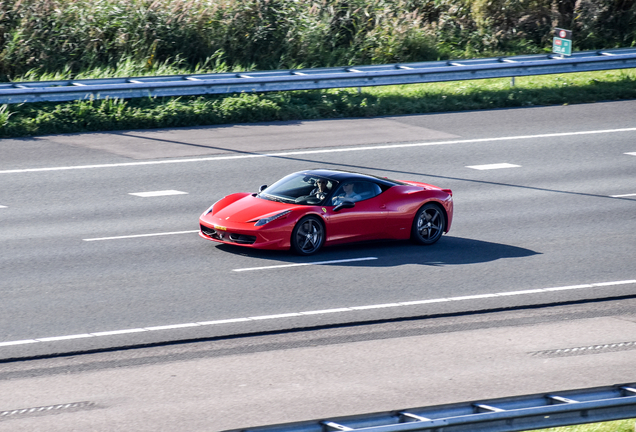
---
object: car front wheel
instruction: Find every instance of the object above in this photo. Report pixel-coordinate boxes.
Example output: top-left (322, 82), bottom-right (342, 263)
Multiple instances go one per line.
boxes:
top-left (411, 203), bottom-right (445, 245)
top-left (291, 216), bottom-right (325, 255)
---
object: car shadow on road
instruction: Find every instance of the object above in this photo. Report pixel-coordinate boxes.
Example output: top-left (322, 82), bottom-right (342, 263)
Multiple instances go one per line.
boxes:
top-left (214, 236), bottom-right (539, 268)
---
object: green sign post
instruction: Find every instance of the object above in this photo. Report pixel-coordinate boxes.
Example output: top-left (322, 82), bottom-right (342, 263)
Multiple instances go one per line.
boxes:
top-left (553, 28), bottom-right (572, 56)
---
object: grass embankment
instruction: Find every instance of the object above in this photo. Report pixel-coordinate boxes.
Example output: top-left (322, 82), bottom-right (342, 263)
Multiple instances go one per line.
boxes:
top-left (533, 419), bottom-right (635, 432)
top-left (0, 68), bottom-right (635, 138)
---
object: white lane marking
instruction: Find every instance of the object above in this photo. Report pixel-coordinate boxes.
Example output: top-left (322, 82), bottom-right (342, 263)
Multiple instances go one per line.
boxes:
top-left (197, 318), bottom-right (251, 325)
top-left (145, 323), bottom-right (200, 331)
top-left (1, 278), bottom-right (635, 349)
top-left (0, 205), bottom-right (6, 208)
top-left (129, 190), bottom-right (188, 197)
top-left (83, 230), bottom-right (198, 242)
top-left (2, 128), bottom-right (636, 175)
top-left (233, 257), bottom-right (378, 272)
top-left (610, 193), bottom-right (636, 198)
top-left (295, 308), bottom-right (351, 315)
top-left (626, 152), bottom-right (636, 156)
top-left (37, 334), bottom-right (93, 342)
top-left (249, 313), bottom-right (303, 320)
top-left (0, 339), bottom-right (38, 347)
top-left (466, 163), bottom-right (521, 170)
top-left (91, 328), bottom-right (147, 336)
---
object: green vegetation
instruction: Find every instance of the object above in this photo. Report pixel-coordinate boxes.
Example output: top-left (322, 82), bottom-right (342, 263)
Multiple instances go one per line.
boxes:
top-left (1, 68), bottom-right (634, 138)
top-left (2, 0), bottom-right (635, 79)
top-left (0, 0), bottom-right (634, 138)
top-left (532, 418), bottom-right (636, 432)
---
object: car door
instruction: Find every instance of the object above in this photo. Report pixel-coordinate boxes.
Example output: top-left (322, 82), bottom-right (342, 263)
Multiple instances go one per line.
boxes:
top-left (324, 181), bottom-right (386, 244)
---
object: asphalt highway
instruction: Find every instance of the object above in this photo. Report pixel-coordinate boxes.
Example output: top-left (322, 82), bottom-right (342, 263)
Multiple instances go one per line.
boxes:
top-left (1, 298), bottom-right (635, 431)
top-left (1, 100), bottom-right (635, 362)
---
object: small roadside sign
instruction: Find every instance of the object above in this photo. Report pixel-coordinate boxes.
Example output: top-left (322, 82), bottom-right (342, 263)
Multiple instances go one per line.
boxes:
top-left (553, 28), bottom-right (572, 56)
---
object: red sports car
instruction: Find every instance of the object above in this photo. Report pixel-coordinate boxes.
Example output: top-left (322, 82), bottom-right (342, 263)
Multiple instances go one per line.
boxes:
top-left (199, 169), bottom-right (453, 255)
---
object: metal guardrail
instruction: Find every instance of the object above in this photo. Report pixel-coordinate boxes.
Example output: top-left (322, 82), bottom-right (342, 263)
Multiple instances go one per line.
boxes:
top-left (1, 48), bottom-right (636, 104)
top-left (224, 384), bottom-right (636, 432)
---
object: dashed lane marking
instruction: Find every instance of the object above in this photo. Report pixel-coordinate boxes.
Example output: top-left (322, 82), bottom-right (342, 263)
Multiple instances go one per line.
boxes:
top-left (129, 190), bottom-right (188, 197)
top-left (1, 128), bottom-right (635, 174)
top-left (610, 193), bottom-right (636, 198)
top-left (83, 230), bottom-right (198, 242)
top-left (233, 257), bottom-right (378, 272)
top-left (0, 401), bottom-right (97, 419)
top-left (531, 341), bottom-right (636, 358)
top-left (1, 278), bottom-right (635, 349)
top-left (466, 163), bottom-right (521, 170)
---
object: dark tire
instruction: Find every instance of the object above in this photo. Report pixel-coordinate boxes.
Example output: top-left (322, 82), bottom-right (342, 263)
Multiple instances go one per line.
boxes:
top-left (291, 216), bottom-right (325, 255)
top-left (411, 203), bottom-right (445, 245)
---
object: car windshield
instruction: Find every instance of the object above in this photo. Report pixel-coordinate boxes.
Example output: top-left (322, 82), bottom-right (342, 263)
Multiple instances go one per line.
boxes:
top-left (258, 172), bottom-right (337, 205)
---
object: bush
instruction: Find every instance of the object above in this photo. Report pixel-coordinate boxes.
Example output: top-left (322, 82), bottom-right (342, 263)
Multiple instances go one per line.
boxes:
top-left (1, 0), bottom-right (634, 81)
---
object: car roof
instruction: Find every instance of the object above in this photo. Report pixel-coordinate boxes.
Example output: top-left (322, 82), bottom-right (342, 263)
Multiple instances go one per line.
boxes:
top-left (298, 169), bottom-right (405, 187)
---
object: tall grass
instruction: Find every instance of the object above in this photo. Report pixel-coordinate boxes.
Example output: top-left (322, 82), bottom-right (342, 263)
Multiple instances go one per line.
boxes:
top-left (1, 0), bottom-right (635, 81)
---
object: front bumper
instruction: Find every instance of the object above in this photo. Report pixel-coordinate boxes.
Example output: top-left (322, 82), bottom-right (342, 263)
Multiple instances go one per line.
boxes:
top-left (199, 221), bottom-right (289, 250)
top-left (200, 224), bottom-right (257, 244)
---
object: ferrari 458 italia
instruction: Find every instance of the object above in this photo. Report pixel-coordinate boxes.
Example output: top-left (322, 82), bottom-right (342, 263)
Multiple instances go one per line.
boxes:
top-left (199, 169), bottom-right (453, 255)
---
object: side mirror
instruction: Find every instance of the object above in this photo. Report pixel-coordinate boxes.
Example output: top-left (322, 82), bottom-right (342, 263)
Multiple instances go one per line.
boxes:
top-left (333, 201), bottom-right (355, 212)
top-left (259, 184), bottom-right (268, 192)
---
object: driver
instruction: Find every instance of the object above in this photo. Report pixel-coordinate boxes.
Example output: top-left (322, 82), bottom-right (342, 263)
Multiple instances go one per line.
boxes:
top-left (332, 181), bottom-right (361, 205)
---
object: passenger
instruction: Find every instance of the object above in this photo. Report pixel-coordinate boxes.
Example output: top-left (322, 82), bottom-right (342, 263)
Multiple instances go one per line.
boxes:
top-left (310, 178), bottom-right (330, 200)
top-left (332, 182), bottom-right (361, 205)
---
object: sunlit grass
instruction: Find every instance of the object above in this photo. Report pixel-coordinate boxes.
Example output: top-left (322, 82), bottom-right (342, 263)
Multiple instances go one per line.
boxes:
top-left (530, 418), bottom-right (635, 432)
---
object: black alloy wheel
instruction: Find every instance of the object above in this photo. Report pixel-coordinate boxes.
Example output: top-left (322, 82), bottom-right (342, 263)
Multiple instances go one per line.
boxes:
top-left (291, 216), bottom-right (325, 255)
top-left (411, 203), bottom-right (445, 245)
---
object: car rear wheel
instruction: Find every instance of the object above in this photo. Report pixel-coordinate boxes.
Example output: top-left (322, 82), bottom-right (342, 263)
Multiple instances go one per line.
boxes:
top-left (291, 216), bottom-right (325, 255)
top-left (411, 203), bottom-right (445, 245)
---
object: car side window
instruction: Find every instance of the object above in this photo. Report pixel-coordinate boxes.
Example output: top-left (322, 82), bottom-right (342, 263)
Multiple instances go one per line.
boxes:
top-left (354, 181), bottom-right (382, 201)
top-left (332, 181), bottom-right (382, 205)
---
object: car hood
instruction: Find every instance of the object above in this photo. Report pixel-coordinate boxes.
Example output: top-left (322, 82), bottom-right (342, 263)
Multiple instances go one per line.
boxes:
top-left (210, 194), bottom-right (295, 223)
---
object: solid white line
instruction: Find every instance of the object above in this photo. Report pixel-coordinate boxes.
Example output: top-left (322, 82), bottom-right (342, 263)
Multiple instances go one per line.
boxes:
top-left (145, 323), bottom-right (200, 331)
top-left (351, 303), bottom-right (402, 310)
top-left (232, 257), bottom-right (378, 272)
top-left (197, 318), bottom-right (251, 325)
top-left (129, 190), bottom-right (188, 197)
top-left (83, 230), bottom-right (199, 242)
top-left (400, 298), bottom-right (450, 306)
top-left (594, 280), bottom-right (635, 287)
top-left (249, 313), bottom-right (303, 320)
top-left (37, 334), bottom-right (93, 342)
top-left (2, 278), bottom-right (635, 349)
top-left (0, 339), bottom-right (38, 347)
top-left (466, 163), bottom-right (521, 170)
top-left (300, 308), bottom-right (352, 315)
top-left (610, 193), bottom-right (636, 198)
top-left (91, 328), bottom-right (148, 336)
top-left (2, 128), bottom-right (636, 175)
top-left (450, 294), bottom-right (499, 301)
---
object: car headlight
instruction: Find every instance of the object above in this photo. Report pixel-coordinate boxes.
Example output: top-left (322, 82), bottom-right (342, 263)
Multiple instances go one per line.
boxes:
top-left (254, 210), bottom-right (291, 226)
